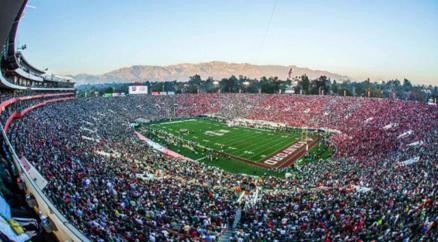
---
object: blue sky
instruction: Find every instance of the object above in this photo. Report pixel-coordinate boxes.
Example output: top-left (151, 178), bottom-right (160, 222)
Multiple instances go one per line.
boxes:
top-left (17, 0), bottom-right (438, 85)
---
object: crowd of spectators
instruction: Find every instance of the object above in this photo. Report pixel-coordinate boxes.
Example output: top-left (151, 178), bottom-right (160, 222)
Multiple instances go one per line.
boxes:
top-left (1, 93), bottom-right (436, 241)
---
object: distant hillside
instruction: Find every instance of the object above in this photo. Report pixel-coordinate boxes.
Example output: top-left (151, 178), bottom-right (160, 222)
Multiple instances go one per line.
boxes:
top-left (72, 61), bottom-right (350, 84)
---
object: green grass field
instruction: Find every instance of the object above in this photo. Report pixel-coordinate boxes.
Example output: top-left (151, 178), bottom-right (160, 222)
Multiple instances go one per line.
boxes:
top-left (149, 118), bottom-right (300, 162)
top-left (138, 118), bottom-right (332, 177)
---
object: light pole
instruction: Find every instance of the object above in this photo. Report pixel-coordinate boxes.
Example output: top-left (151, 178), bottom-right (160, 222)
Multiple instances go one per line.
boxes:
top-left (213, 81), bottom-right (220, 93)
top-left (243, 81), bottom-right (250, 93)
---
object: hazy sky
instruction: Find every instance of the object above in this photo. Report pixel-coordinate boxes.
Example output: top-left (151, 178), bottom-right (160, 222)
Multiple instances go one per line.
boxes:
top-left (17, 0), bottom-right (438, 85)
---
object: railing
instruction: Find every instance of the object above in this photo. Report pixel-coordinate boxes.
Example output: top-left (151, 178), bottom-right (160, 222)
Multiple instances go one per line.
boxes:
top-left (0, 92), bottom-right (74, 113)
top-left (14, 68), bottom-right (44, 82)
top-left (3, 97), bottom-right (74, 132)
top-left (0, 71), bottom-right (75, 91)
top-left (0, 99), bottom-right (90, 242)
top-left (42, 73), bottom-right (73, 83)
top-left (16, 52), bottom-right (45, 75)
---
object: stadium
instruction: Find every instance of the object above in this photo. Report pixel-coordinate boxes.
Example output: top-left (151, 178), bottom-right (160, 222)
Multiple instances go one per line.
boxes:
top-left (0, 1), bottom-right (437, 242)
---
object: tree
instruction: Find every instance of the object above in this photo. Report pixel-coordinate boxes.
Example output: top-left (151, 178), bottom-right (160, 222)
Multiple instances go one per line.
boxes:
top-left (317, 76), bottom-right (330, 95)
top-left (220, 76), bottom-right (239, 93)
top-left (245, 79), bottom-right (259, 93)
top-left (205, 77), bottom-right (218, 93)
top-left (332, 80), bottom-right (339, 95)
top-left (103, 87), bottom-right (113, 94)
top-left (301, 75), bottom-right (310, 94)
top-left (403, 79), bottom-right (413, 91)
top-left (77, 75), bottom-right (436, 103)
top-left (260, 76), bottom-right (275, 93)
top-left (402, 79), bottom-right (413, 99)
top-left (188, 74), bottom-right (203, 93)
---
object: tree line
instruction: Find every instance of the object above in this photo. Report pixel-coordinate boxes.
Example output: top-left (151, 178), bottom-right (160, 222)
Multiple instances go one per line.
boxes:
top-left (77, 74), bottom-right (438, 103)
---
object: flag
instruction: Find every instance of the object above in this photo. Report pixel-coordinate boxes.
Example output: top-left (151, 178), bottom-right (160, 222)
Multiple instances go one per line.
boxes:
top-left (288, 68), bottom-right (293, 79)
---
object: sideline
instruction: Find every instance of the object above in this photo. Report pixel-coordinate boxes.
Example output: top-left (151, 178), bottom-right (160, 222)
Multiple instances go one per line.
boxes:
top-left (155, 119), bottom-right (196, 125)
top-left (134, 131), bottom-right (193, 161)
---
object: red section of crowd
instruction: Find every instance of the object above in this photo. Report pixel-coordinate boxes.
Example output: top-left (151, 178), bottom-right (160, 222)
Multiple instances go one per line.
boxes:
top-left (176, 94), bottom-right (438, 161)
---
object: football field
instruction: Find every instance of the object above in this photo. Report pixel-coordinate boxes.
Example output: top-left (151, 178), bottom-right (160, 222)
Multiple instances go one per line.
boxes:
top-left (137, 118), bottom-right (332, 176)
top-left (149, 118), bottom-right (301, 163)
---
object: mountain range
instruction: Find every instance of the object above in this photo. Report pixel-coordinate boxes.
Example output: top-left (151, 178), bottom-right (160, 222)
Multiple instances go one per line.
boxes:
top-left (72, 61), bottom-right (350, 84)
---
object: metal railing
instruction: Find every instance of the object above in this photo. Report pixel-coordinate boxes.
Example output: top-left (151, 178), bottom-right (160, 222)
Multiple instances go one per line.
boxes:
top-left (0, 111), bottom-right (89, 242)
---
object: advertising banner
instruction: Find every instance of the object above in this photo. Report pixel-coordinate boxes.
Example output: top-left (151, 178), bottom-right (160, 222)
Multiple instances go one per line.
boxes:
top-left (129, 86), bottom-right (148, 95)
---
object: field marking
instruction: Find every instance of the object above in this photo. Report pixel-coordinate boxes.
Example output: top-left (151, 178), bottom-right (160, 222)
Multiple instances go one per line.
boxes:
top-left (216, 132), bottom-right (260, 148)
top-left (245, 135), bottom-right (299, 161)
top-left (206, 124), bottom-right (298, 162)
top-left (148, 119), bottom-right (311, 168)
top-left (279, 139), bottom-right (319, 168)
top-left (236, 126), bottom-right (273, 132)
top-left (154, 119), bottom-right (280, 158)
top-left (159, 120), bottom-right (269, 162)
top-left (196, 156), bottom-right (208, 161)
top-left (157, 119), bottom-right (196, 125)
top-left (232, 132), bottom-right (299, 161)
top-left (262, 138), bottom-right (320, 168)
top-left (222, 132), bottom-right (296, 162)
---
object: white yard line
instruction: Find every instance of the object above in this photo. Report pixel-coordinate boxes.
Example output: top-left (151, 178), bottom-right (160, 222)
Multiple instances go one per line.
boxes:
top-left (159, 119), bottom-right (196, 125)
top-left (196, 156), bottom-right (208, 161)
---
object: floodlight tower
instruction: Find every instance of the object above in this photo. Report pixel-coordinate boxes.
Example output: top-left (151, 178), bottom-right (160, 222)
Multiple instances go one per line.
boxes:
top-left (243, 81), bottom-right (250, 93)
top-left (213, 80), bottom-right (220, 93)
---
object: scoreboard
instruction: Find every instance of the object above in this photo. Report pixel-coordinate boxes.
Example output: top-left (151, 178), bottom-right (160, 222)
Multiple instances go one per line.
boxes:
top-left (128, 85), bottom-right (148, 94)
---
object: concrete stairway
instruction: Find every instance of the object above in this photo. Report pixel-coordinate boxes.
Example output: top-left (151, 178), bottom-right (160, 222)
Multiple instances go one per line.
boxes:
top-left (218, 208), bottom-right (242, 242)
